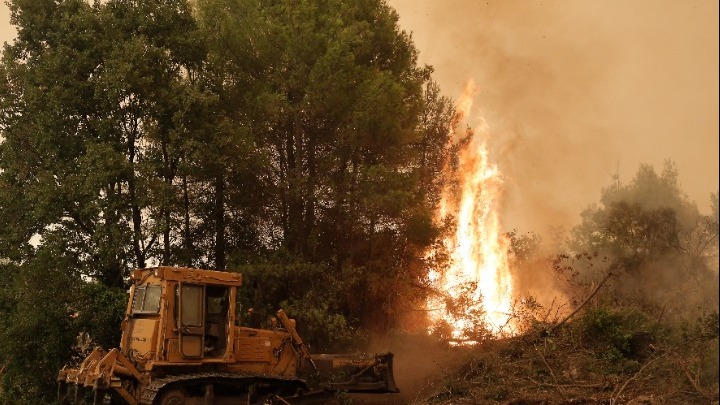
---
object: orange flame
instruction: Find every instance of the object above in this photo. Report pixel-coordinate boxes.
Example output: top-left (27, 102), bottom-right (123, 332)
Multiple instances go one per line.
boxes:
top-left (428, 80), bottom-right (514, 342)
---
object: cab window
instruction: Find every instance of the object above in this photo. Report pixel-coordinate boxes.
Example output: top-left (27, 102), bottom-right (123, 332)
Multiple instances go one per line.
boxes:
top-left (132, 285), bottom-right (162, 314)
top-left (180, 284), bottom-right (203, 327)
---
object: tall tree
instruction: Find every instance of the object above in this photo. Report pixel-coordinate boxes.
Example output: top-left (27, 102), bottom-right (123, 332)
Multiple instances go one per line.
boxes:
top-left (196, 0), bottom-right (454, 335)
top-left (0, 0), bottom-right (211, 282)
top-left (0, 0), bottom-right (215, 401)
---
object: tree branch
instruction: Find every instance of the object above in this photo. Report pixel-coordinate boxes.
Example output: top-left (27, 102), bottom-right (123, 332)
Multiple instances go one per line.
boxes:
top-left (610, 353), bottom-right (664, 405)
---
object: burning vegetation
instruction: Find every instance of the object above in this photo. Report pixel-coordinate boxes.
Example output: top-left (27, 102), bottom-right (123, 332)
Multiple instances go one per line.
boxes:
top-left (405, 79), bottom-right (719, 404)
top-left (427, 80), bottom-right (515, 343)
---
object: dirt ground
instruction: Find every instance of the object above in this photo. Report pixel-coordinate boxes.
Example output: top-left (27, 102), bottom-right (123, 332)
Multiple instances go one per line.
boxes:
top-left (347, 393), bottom-right (407, 405)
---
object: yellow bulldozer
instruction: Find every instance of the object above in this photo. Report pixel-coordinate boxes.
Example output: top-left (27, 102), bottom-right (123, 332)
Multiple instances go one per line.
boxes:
top-left (57, 267), bottom-right (398, 404)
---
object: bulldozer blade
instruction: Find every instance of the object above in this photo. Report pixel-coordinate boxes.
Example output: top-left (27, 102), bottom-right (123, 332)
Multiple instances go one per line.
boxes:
top-left (58, 383), bottom-right (111, 405)
top-left (309, 352), bottom-right (399, 394)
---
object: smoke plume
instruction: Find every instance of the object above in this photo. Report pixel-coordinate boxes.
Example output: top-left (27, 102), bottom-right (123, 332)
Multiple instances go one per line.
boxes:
top-left (387, 0), bottom-right (719, 236)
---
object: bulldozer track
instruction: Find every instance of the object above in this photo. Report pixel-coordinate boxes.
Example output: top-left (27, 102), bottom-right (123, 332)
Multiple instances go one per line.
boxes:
top-left (139, 372), bottom-right (307, 404)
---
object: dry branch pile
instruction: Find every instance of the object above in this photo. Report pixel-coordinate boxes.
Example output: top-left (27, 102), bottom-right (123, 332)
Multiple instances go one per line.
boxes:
top-left (410, 312), bottom-right (719, 405)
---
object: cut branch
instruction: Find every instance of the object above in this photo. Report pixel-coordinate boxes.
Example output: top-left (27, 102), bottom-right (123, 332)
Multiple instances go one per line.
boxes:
top-left (677, 359), bottom-right (713, 399)
top-left (549, 270), bottom-right (614, 333)
top-left (610, 354), bottom-right (664, 405)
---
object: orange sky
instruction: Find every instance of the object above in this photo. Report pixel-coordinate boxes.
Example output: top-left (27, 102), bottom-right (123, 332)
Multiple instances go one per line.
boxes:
top-left (1, 1), bottom-right (718, 235)
top-left (386, 0), bottom-right (719, 234)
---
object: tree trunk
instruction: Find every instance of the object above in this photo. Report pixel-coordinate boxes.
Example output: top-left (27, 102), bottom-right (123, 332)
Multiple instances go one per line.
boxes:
top-left (127, 129), bottom-right (146, 269)
top-left (183, 175), bottom-right (192, 267)
top-left (214, 173), bottom-right (226, 270)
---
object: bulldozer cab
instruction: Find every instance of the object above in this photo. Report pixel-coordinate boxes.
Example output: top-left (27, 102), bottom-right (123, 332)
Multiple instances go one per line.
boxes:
top-left (122, 267), bottom-right (242, 365)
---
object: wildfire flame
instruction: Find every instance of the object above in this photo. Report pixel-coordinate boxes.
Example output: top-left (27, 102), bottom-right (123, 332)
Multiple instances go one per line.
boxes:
top-left (428, 80), bottom-right (514, 342)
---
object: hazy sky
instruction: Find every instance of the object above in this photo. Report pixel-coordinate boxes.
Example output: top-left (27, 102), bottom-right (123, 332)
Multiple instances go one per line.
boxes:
top-left (386, 0), bottom-right (719, 234)
top-left (1, 1), bottom-right (718, 235)
top-left (0, 5), bottom-right (12, 49)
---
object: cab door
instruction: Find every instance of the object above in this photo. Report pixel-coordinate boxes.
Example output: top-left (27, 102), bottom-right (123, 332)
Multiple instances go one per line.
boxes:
top-left (179, 283), bottom-right (205, 358)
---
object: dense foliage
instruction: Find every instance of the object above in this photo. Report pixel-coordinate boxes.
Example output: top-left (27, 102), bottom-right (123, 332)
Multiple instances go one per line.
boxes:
top-left (0, 0), bottom-right (454, 401)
